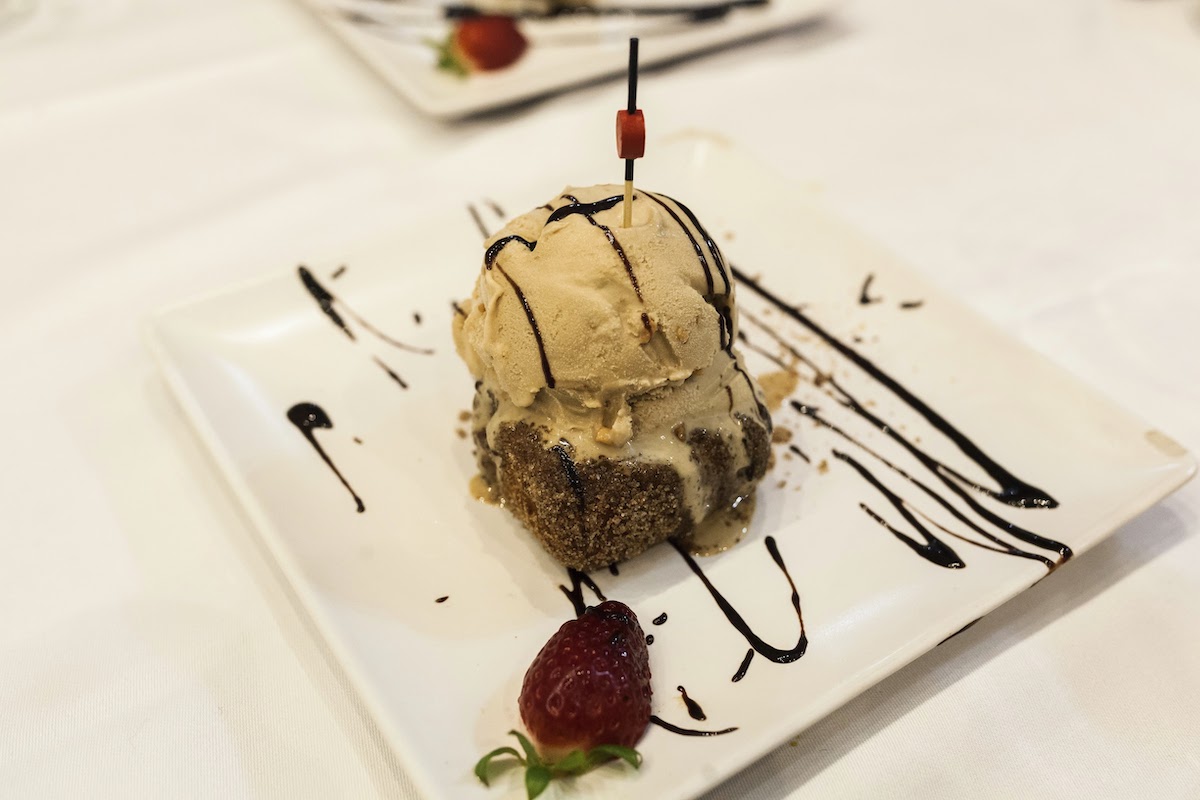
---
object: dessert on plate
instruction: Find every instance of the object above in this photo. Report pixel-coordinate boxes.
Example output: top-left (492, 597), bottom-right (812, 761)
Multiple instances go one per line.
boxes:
top-left (453, 184), bottom-right (771, 569)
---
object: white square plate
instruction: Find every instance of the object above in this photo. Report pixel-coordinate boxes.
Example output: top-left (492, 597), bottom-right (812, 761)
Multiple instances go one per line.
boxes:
top-left (297, 0), bottom-right (836, 118)
top-left (147, 139), bottom-right (1194, 800)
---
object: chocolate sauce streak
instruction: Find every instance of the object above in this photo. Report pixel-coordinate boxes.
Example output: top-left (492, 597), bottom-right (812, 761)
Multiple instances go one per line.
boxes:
top-left (646, 634), bottom-right (654, 645)
top-left (483, 235), bottom-right (536, 268)
top-left (814, 378), bottom-right (1069, 559)
top-left (732, 266), bottom-right (1061, 514)
top-left (547, 195), bottom-right (643, 300)
top-left (413, 312), bottom-right (422, 325)
top-left (650, 716), bottom-right (739, 737)
top-left (485, 199), bottom-right (505, 218)
top-left (545, 194), bottom-right (623, 224)
top-left (653, 613), bottom-right (668, 625)
top-left (788, 443), bottom-right (811, 464)
top-left (467, 203), bottom-right (489, 238)
top-left (795, 402), bottom-right (1055, 568)
top-left (835, 450), bottom-right (965, 569)
top-left (731, 649), bottom-right (754, 682)
top-left (608, 563), bottom-right (620, 576)
top-left (435, 595), bottom-right (449, 604)
top-left (551, 441), bottom-right (585, 510)
top-left (559, 569), bottom-right (606, 617)
top-left (286, 403), bottom-right (365, 513)
top-left (655, 193), bottom-right (731, 296)
top-left (859, 273), bottom-right (881, 305)
top-left (643, 193), bottom-right (717, 299)
top-left (451, 301), bottom-right (466, 318)
top-left (677, 686), bottom-right (707, 721)
top-left (900, 299), bottom-right (924, 310)
top-left (299, 266), bottom-right (352, 340)
top-left (372, 356), bottom-right (408, 389)
top-left (737, 329), bottom-right (793, 373)
top-left (331, 265), bottom-right (346, 279)
top-left (584, 215), bottom-right (642, 300)
top-left (298, 266), bottom-right (433, 354)
top-left (493, 264), bottom-right (555, 389)
top-left (671, 536), bottom-right (807, 663)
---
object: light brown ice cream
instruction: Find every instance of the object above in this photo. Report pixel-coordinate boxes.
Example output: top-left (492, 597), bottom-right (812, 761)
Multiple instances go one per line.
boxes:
top-left (453, 184), bottom-right (771, 568)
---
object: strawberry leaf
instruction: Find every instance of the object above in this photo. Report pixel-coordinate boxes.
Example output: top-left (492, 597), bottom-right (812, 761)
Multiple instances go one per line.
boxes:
top-left (525, 765), bottom-right (553, 800)
top-left (588, 744), bottom-right (643, 770)
top-left (548, 749), bottom-right (589, 775)
top-left (427, 33), bottom-right (469, 78)
top-left (508, 730), bottom-right (542, 768)
top-left (473, 746), bottom-right (523, 787)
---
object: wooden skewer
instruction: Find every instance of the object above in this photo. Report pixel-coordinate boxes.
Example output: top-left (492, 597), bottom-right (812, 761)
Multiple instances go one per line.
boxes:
top-left (623, 38), bottom-right (639, 228)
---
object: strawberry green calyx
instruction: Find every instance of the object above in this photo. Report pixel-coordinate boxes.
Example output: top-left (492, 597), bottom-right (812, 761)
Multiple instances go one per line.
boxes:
top-left (474, 730), bottom-right (642, 799)
top-left (429, 34), bottom-right (469, 78)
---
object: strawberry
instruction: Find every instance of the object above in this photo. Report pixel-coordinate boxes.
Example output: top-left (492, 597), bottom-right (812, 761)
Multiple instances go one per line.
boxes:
top-left (434, 16), bottom-right (528, 77)
top-left (475, 601), bottom-right (651, 798)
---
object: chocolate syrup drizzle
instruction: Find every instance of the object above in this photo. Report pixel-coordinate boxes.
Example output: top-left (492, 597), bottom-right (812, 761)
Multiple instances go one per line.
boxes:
top-left (467, 204), bottom-right (488, 239)
top-left (559, 569), bottom-right (606, 617)
top-left (652, 613), bottom-right (668, 625)
top-left (795, 402), bottom-right (1056, 568)
top-left (671, 536), bottom-right (807, 663)
top-left (650, 716), bottom-right (739, 737)
top-left (554, 194), bottom-right (642, 300)
top-left (836, 450), bottom-right (965, 569)
top-left (286, 403), bottom-right (364, 513)
top-left (677, 686), bottom-right (707, 720)
top-left (732, 267), bottom-right (1062, 515)
top-left (731, 649), bottom-right (754, 682)
top-left (859, 273), bottom-right (881, 305)
top-left (373, 356), bottom-right (409, 389)
top-left (298, 266), bottom-right (433, 354)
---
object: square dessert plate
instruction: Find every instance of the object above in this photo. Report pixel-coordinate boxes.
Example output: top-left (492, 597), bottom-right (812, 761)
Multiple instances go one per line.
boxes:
top-left (147, 138), bottom-right (1194, 800)
top-left (296, 0), bottom-right (837, 118)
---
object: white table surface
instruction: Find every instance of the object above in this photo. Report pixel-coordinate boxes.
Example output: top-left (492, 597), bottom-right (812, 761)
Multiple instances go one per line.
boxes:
top-left (3, 0), bottom-right (1200, 797)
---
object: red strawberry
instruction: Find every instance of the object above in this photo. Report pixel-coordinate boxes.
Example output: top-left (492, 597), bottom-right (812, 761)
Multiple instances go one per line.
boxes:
top-left (520, 600), bottom-right (652, 756)
top-left (475, 601), bottom-right (650, 798)
top-left (434, 16), bottom-right (528, 76)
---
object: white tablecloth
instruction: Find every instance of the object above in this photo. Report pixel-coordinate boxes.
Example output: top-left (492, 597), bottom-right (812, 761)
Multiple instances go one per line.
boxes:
top-left (4, 0), bottom-right (1200, 797)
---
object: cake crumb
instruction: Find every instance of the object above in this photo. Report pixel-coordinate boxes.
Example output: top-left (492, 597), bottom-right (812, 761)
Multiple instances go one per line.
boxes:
top-left (757, 370), bottom-right (800, 411)
top-left (817, 459), bottom-right (829, 474)
top-left (456, 428), bottom-right (468, 439)
top-left (777, 480), bottom-right (786, 489)
top-left (458, 410), bottom-right (471, 422)
top-left (771, 426), bottom-right (793, 444)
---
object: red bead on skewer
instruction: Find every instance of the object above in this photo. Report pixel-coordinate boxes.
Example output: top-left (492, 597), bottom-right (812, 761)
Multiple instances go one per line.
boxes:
top-left (617, 38), bottom-right (642, 227)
